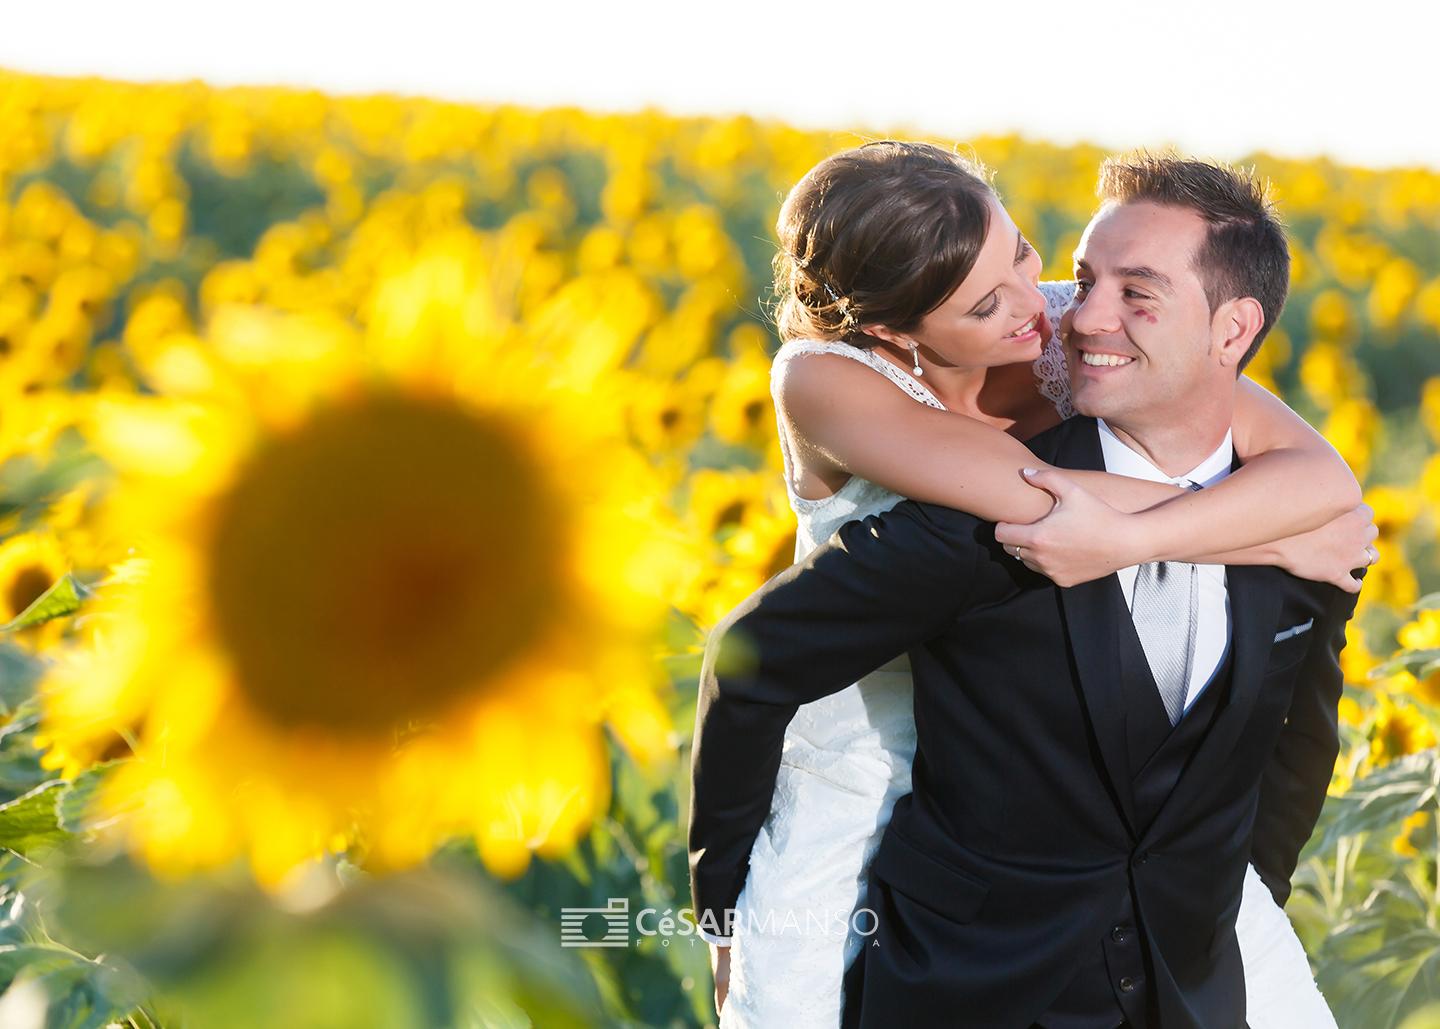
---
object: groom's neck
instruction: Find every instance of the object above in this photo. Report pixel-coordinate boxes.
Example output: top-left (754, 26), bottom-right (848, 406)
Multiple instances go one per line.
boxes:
top-left (1103, 401), bottom-right (1233, 478)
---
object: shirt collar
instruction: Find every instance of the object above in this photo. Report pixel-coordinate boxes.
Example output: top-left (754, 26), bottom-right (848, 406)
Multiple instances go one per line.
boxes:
top-left (1096, 419), bottom-right (1233, 488)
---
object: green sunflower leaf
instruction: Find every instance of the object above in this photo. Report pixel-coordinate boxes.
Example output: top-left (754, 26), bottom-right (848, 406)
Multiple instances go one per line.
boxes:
top-left (58, 760), bottom-right (126, 833)
top-left (1316, 750), bottom-right (1440, 852)
top-left (0, 779), bottom-right (68, 853)
top-left (0, 641), bottom-right (43, 713)
top-left (1, 573), bottom-right (83, 632)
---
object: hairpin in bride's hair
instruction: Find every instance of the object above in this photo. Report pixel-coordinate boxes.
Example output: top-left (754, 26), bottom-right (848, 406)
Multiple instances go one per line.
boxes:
top-left (820, 279), bottom-right (857, 332)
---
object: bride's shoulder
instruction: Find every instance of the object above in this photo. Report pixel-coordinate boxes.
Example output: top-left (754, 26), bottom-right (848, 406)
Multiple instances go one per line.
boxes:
top-left (772, 339), bottom-right (906, 412)
top-left (775, 335), bottom-right (872, 376)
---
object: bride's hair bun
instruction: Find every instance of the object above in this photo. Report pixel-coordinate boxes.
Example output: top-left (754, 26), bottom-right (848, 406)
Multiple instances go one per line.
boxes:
top-left (773, 141), bottom-right (995, 347)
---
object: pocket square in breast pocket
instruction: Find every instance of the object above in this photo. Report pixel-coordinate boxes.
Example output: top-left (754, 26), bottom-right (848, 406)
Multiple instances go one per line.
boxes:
top-left (1273, 619), bottom-right (1314, 643)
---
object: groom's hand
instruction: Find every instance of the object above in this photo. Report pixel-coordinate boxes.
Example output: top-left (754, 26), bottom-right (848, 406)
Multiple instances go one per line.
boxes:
top-left (710, 942), bottom-right (730, 1014)
top-left (995, 469), bottom-right (1134, 586)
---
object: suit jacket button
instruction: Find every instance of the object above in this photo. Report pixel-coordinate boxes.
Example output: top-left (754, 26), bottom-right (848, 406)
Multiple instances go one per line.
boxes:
top-left (1133, 852), bottom-right (1148, 867)
top-left (1119, 976), bottom-right (1136, 993)
top-left (1111, 926), bottom-right (1128, 942)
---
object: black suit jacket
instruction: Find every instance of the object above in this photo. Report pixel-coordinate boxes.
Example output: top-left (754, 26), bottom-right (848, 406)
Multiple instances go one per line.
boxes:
top-left (688, 416), bottom-right (1356, 1029)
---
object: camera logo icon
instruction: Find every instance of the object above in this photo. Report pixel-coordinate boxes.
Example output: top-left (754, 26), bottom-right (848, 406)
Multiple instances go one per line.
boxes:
top-left (560, 897), bottom-right (630, 947)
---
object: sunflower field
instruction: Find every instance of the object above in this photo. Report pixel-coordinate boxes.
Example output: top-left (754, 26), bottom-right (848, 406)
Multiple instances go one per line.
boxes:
top-left (0, 68), bottom-right (1438, 1028)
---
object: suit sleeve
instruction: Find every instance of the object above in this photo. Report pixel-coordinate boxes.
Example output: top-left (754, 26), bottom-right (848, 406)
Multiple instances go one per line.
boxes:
top-left (687, 502), bottom-right (985, 939)
top-left (1250, 583), bottom-right (1359, 905)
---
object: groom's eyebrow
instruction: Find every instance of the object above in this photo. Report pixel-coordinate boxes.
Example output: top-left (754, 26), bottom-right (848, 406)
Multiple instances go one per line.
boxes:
top-left (1073, 258), bottom-right (1174, 295)
top-left (1115, 266), bottom-right (1174, 293)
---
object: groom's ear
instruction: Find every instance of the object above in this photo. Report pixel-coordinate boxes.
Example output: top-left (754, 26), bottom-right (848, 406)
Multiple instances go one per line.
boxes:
top-left (1211, 296), bottom-right (1265, 370)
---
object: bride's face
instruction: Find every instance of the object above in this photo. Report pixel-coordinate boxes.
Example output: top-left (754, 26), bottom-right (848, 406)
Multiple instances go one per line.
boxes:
top-left (869, 200), bottom-right (1047, 372)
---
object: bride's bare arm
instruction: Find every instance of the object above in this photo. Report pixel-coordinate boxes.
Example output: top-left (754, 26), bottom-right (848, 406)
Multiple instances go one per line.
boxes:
top-left (1106, 377), bottom-right (1363, 560)
top-left (777, 352), bottom-right (1065, 524)
top-left (780, 356), bottom-right (1370, 588)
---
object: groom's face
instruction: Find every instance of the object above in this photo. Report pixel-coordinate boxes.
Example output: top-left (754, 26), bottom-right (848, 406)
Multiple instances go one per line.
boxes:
top-left (1062, 201), bottom-right (1223, 429)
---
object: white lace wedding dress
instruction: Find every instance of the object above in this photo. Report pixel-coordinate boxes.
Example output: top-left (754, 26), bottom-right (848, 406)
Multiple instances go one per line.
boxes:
top-left (718, 281), bottom-right (1337, 1029)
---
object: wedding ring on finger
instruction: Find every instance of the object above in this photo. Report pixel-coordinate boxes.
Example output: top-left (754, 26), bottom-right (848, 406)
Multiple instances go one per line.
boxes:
top-left (1365, 543), bottom-right (1379, 567)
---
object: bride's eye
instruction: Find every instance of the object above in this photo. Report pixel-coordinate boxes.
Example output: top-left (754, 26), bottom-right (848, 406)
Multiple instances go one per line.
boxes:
top-left (975, 295), bottom-right (1001, 320)
top-left (1014, 239), bottom-right (1034, 266)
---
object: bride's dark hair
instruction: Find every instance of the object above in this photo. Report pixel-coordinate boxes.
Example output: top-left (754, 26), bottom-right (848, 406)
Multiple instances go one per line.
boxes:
top-left (773, 141), bottom-right (996, 346)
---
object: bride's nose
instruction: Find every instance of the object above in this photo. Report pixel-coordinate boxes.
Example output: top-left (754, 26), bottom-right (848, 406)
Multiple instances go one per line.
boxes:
top-left (1017, 278), bottom-right (1046, 321)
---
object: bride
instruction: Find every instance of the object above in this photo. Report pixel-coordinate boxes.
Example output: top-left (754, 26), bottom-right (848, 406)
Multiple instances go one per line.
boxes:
top-left (703, 141), bottom-right (1370, 1029)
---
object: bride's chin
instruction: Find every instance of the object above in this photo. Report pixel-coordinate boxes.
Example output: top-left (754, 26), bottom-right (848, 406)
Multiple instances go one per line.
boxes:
top-left (1004, 341), bottom-right (1044, 365)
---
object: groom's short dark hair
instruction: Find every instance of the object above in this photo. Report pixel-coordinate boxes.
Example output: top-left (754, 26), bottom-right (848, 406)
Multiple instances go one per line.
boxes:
top-left (1097, 153), bottom-right (1289, 371)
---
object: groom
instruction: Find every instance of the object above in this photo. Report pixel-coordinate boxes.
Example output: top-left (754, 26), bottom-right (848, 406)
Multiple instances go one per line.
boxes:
top-left (689, 155), bottom-right (1359, 1029)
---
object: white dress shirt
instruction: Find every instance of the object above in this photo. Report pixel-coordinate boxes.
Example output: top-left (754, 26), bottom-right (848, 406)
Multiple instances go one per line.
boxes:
top-left (1097, 420), bottom-right (1234, 713)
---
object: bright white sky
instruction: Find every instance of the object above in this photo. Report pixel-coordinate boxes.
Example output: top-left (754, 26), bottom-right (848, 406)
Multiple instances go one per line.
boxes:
top-left (4, 0), bottom-right (1438, 170)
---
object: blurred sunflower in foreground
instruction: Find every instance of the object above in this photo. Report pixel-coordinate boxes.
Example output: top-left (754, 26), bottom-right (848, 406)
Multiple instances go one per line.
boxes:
top-left (38, 231), bottom-right (688, 884)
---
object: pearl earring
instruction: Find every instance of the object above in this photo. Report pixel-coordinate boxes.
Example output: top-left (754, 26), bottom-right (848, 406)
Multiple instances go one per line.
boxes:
top-left (909, 342), bottom-right (924, 377)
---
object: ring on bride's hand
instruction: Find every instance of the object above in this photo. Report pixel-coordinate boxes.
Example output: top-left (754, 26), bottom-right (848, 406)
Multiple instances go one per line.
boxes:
top-left (1365, 543), bottom-right (1379, 567)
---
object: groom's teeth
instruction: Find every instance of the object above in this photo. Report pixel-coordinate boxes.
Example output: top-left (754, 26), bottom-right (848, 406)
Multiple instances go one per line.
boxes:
top-left (1081, 352), bottom-right (1134, 367)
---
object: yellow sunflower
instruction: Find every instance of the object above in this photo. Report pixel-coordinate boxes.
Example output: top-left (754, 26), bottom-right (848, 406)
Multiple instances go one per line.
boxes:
top-left (676, 467), bottom-right (797, 626)
top-left (1340, 620), bottom-right (1380, 686)
top-left (1369, 694), bottom-right (1438, 766)
top-left (626, 359), bottom-right (722, 458)
top-left (709, 326), bottom-right (779, 450)
top-left (1393, 809), bottom-right (1432, 858)
top-left (41, 233), bottom-right (684, 884)
top-left (0, 532), bottom-right (67, 626)
top-left (1356, 485), bottom-right (1422, 610)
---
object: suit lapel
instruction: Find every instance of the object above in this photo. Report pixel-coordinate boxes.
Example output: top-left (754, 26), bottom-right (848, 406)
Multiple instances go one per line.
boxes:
top-left (1054, 419), bottom-right (1139, 838)
top-left (1139, 563), bottom-right (1282, 848)
top-left (1060, 577), bottom-right (1139, 838)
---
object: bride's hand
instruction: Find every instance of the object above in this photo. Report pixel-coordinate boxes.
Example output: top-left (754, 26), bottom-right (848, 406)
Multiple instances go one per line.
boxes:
top-left (994, 469), bottom-right (1141, 587)
top-left (710, 943), bottom-right (730, 1014)
top-left (1269, 503), bottom-right (1377, 593)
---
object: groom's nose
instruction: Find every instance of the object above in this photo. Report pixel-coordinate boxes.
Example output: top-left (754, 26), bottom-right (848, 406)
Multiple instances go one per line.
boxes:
top-left (1069, 285), bottom-right (1124, 339)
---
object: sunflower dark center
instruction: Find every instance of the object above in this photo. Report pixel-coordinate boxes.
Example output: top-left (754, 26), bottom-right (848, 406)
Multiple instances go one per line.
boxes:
top-left (6, 565), bottom-right (52, 618)
top-left (208, 397), bottom-right (561, 732)
top-left (714, 501), bottom-right (747, 530)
